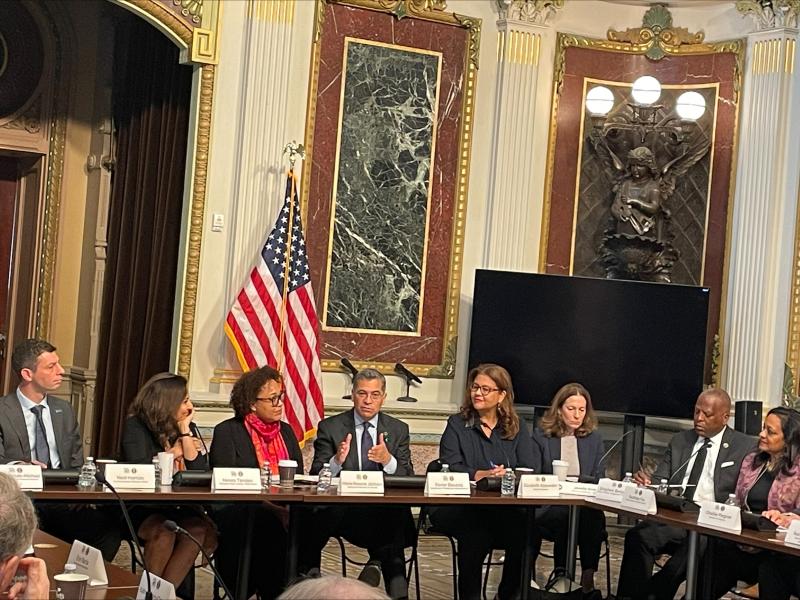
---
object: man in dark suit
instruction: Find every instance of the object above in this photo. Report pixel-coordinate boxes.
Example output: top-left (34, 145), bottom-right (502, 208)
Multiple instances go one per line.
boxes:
top-left (0, 339), bottom-right (121, 560)
top-left (308, 368), bottom-right (414, 599)
top-left (615, 388), bottom-right (755, 600)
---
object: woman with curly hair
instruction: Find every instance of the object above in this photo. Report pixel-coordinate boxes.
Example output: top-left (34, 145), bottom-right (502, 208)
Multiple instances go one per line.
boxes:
top-left (429, 363), bottom-right (537, 600)
top-left (531, 382), bottom-right (606, 598)
top-left (121, 372), bottom-right (217, 590)
top-left (211, 366), bottom-right (303, 599)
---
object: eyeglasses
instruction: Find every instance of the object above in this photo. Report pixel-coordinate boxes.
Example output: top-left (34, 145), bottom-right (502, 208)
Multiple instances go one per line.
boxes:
top-left (256, 393), bottom-right (284, 406)
top-left (469, 384), bottom-right (500, 396)
top-left (354, 390), bottom-right (385, 400)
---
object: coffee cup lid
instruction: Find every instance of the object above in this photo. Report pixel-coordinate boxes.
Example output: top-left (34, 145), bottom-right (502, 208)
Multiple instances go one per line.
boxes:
top-left (552, 460), bottom-right (569, 466)
top-left (54, 573), bottom-right (90, 582)
top-left (278, 460), bottom-right (298, 467)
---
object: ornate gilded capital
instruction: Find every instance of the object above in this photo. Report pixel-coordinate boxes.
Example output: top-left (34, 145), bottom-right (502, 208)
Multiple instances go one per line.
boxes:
top-left (608, 4), bottom-right (704, 60)
top-left (736, 0), bottom-right (800, 30)
top-left (496, 0), bottom-right (563, 25)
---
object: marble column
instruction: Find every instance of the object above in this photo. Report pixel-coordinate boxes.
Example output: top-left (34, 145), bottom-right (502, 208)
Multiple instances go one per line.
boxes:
top-left (722, 27), bottom-right (800, 407)
top-left (482, 1), bottom-right (558, 270)
top-left (221, 0), bottom-right (299, 363)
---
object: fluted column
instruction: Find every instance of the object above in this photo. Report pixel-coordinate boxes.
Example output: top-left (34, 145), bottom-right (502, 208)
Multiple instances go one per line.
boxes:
top-left (722, 28), bottom-right (800, 407)
top-left (483, 1), bottom-right (558, 270)
top-left (220, 0), bottom-right (298, 365)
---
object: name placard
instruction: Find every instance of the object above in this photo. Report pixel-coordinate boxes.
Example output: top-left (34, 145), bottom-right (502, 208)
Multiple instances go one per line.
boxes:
top-left (211, 468), bottom-right (261, 491)
top-left (339, 471), bottom-right (384, 495)
top-left (783, 519), bottom-right (800, 548)
top-left (620, 486), bottom-right (657, 515)
top-left (0, 464), bottom-right (43, 490)
top-left (104, 464), bottom-right (155, 489)
top-left (136, 572), bottom-right (175, 600)
top-left (697, 501), bottom-right (742, 533)
top-left (594, 478), bottom-right (634, 503)
top-left (558, 481), bottom-right (598, 497)
top-left (517, 474), bottom-right (560, 498)
top-left (67, 540), bottom-right (107, 586)
top-left (424, 472), bottom-right (470, 496)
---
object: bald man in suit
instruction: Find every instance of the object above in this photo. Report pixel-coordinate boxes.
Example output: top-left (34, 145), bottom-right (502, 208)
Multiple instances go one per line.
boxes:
top-left (0, 339), bottom-right (121, 560)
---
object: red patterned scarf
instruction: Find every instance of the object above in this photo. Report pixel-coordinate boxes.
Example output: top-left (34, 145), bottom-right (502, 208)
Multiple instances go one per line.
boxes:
top-left (244, 413), bottom-right (289, 471)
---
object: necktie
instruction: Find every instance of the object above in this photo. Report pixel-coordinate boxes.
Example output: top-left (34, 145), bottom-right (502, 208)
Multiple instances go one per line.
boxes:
top-left (684, 438), bottom-right (709, 500)
top-left (30, 405), bottom-right (52, 468)
top-left (360, 421), bottom-right (377, 471)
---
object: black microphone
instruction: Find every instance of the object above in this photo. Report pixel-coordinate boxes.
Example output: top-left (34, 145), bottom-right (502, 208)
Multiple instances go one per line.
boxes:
top-left (340, 357), bottom-right (358, 380)
top-left (188, 422), bottom-right (209, 455)
top-left (394, 362), bottom-right (422, 384)
top-left (665, 438), bottom-right (712, 493)
top-left (598, 429), bottom-right (635, 467)
top-left (163, 520), bottom-right (234, 600)
top-left (95, 471), bottom-right (153, 600)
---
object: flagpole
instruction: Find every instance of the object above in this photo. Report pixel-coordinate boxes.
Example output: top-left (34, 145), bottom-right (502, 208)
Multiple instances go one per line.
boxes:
top-left (277, 142), bottom-right (305, 372)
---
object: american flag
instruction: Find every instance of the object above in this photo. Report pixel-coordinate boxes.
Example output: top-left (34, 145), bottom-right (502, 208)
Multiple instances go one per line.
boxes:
top-left (224, 171), bottom-right (324, 444)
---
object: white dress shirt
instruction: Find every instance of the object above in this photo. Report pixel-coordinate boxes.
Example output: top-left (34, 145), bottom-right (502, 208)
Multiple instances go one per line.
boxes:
top-left (679, 426), bottom-right (726, 503)
top-left (329, 412), bottom-right (398, 475)
top-left (17, 388), bottom-right (62, 468)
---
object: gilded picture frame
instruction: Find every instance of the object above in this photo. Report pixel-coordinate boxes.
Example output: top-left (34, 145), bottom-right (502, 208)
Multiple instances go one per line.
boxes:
top-left (301, 0), bottom-right (480, 378)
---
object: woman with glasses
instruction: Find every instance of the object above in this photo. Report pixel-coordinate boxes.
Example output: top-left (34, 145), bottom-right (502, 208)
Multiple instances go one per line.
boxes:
top-left (121, 372), bottom-right (218, 590)
top-left (210, 366), bottom-right (303, 599)
top-left (703, 406), bottom-right (800, 598)
top-left (429, 363), bottom-right (537, 600)
top-left (531, 383), bottom-right (606, 598)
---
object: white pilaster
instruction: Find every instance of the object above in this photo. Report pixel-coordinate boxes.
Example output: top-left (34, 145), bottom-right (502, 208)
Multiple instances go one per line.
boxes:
top-left (221, 0), bottom-right (299, 361)
top-left (722, 29), bottom-right (800, 407)
top-left (483, 4), bottom-right (556, 271)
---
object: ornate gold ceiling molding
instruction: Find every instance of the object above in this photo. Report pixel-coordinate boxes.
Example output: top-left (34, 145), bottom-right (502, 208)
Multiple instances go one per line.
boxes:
top-left (736, 0), bottom-right (800, 30)
top-left (607, 4), bottom-right (705, 60)
top-left (496, 0), bottom-right (563, 26)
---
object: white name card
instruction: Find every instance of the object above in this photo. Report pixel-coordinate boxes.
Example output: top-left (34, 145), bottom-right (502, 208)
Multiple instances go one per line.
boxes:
top-left (559, 481), bottom-right (598, 497)
top-left (67, 540), bottom-right (107, 586)
top-left (620, 486), bottom-right (657, 515)
top-left (339, 471), bottom-right (384, 495)
top-left (697, 501), bottom-right (742, 533)
top-left (0, 464), bottom-right (43, 490)
top-left (517, 474), bottom-right (560, 498)
top-left (211, 467), bottom-right (261, 491)
top-left (137, 572), bottom-right (175, 600)
top-left (424, 472), bottom-right (470, 496)
top-left (783, 519), bottom-right (800, 548)
top-left (104, 464), bottom-right (155, 489)
top-left (594, 478), bottom-right (634, 503)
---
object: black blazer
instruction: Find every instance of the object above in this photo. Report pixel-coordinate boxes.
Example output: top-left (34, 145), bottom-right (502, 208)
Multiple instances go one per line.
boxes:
top-left (651, 426), bottom-right (755, 503)
top-left (311, 409), bottom-right (413, 475)
top-left (210, 417), bottom-right (303, 472)
top-left (531, 427), bottom-right (605, 483)
top-left (120, 415), bottom-right (208, 470)
top-left (0, 392), bottom-right (83, 468)
top-left (439, 413), bottom-right (537, 479)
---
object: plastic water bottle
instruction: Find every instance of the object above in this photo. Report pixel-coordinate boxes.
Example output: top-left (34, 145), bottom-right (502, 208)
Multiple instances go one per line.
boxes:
top-left (440, 463), bottom-right (450, 473)
top-left (152, 458), bottom-right (162, 488)
top-left (78, 456), bottom-right (97, 489)
top-left (501, 468), bottom-right (516, 496)
top-left (261, 463), bottom-right (272, 489)
top-left (622, 472), bottom-right (634, 484)
top-left (317, 463), bottom-right (332, 493)
top-left (724, 493), bottom-right (738, 507)
top-left (62, 563), bottom-right (77, 576)
top-left (657, 478), bottom-right (669, 494)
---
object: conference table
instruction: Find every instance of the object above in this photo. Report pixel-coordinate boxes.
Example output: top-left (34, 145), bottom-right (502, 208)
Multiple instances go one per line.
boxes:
top-left (28, 530), bottom-right (140, 599)
top-left (29, 484), bottom-right (800, 600)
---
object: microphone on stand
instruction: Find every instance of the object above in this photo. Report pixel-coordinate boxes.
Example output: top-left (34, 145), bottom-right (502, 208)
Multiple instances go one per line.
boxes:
top-left (163, 520), bottom-right (234, 600)
top-left (598, 429), bottom-right (635, 467)
top-left (341, 358), bottom-right (358, 399)
top-left (188, 422), bottom-right (208, 455)
top-left (394, 362), bottom-right (420, 402)
top-left (665, 438), bottom-right (712, 494)
top-left (95, 471), bottom-right (153, 600)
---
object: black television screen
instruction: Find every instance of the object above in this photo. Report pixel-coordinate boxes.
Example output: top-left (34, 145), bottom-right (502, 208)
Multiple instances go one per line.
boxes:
top-left (468, 270), bottom-right (710, 419)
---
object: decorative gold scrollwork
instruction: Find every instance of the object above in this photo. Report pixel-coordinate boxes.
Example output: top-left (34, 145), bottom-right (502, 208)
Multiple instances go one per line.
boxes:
top-left (608, 4), bottom-right (704, 60)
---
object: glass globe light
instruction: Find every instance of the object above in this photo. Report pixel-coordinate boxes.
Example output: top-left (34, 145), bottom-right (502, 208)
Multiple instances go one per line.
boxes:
top-left (631, 76), bottom-right (661, 105)
top-left (675, 91), bottom-right (706, 120)
top-left (585, 86), bottom-right (614, 116)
